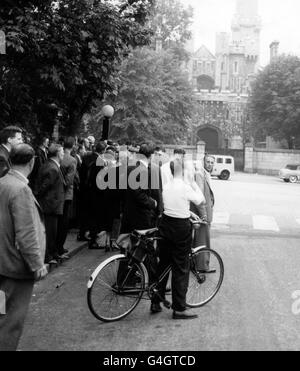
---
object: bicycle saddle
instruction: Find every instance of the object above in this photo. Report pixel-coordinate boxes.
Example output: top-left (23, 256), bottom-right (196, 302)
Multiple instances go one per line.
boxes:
top-left (134, 228), bottom-right (158, 236)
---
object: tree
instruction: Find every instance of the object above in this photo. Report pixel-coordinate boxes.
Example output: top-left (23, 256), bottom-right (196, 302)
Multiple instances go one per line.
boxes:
top-left (151, 0), bottom-right (193, 46)
top-left (250, 55), bottom-right (300, 148)
top-left (0, 0), bottom-right (154, 137)
top-left (96, 47), bottom-right (195, 144)
top-left (150, 0), bottom-right (193, 61)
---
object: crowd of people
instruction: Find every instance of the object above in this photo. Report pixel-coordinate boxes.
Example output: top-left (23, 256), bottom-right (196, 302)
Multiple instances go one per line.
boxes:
top-left (0, 124), bottom-right (216, 350)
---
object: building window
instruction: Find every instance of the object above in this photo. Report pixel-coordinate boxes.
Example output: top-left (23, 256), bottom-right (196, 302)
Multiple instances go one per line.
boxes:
top-left (221, 62), bottom-right (224, 71)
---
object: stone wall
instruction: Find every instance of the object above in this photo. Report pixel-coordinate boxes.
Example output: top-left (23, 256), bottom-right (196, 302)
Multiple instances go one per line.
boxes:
top-left (244, 145), bottom-right (300, 175)
top-left (163, 142), bottom-right (206, 161)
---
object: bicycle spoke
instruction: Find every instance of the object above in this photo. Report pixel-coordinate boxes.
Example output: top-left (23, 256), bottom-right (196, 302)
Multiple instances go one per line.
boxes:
top-left (95, 277), bottom-right (115, 291)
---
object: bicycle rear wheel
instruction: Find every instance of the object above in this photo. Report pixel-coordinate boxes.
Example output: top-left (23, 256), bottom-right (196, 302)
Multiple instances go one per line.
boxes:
top-left (87, 255), bottom-right (145, 322)
top-left (186, 248), bottom-right (224, 308)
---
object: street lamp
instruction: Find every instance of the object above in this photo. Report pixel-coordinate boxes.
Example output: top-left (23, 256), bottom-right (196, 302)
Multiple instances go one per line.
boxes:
top-left (101, 105), bottom-right (114, 141)
top-left (50, 103), bottom-right (63, 141)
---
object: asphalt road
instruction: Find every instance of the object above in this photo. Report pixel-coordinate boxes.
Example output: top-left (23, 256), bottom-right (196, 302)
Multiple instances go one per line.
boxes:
top-left (18, 173), bottom-right (300, 351)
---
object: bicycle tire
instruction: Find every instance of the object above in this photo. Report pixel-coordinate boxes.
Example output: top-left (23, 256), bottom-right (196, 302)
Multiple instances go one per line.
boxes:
top-left (87, 255), bottom-right (145, 322)
top-left (186, 248), bottom-right (224, 308)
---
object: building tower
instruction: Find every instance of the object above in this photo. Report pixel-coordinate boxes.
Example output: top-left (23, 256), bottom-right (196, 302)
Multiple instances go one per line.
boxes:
top-left (226, 0), bottom-right (261, 93)
top-left (232, 0), bottom-right (261, 64)
top-left (270, 40), bottom-right (279, 63)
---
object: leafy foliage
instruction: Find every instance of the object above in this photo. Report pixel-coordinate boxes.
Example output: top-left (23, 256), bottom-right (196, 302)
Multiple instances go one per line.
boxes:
top-left (250, 55), bottom-right (300, 148)
top-left (97, 47), bottom-right (195, 144)
top-left (0, 0), bottom-right (154, 137)
top-left (151, 0), bottom-right (193, 47)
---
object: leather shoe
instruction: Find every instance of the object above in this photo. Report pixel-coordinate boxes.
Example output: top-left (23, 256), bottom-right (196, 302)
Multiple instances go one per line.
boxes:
top-left (58, 253), bottom-right (70, 260)
top-left (150, 303), bottom-right (162, 314)
top-left (48, 259), bottom-right (58, 265)
top-left (172, 310), bottom-right (198, 320)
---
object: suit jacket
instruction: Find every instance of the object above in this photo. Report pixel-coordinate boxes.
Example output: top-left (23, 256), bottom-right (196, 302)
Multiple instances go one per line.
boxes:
top-left (29, 146), bottom-right (48, 190)
top-left (79, 151), bottom-right (99, 191)
top-left (120, 162), bottom-right (159, 233)
top-left (191, 166), bottom-right (215, 224)
top-left (0, 144), bottom-right (11, 178)
top-left (73, 154), bottom-right (82, 191)
top-left (0, 170), bottom-right (46, 279)
top-left (36, 146), bottom-right (47, 164)
top-left (35, 159), bottom-right (65, 215)
top-left (60, 152), bottom-right (77, 201)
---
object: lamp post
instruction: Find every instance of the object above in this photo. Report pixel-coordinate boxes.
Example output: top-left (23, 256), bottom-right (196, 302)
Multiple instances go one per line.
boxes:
top-left (101, 105), bottom-right (114, 141)
top-left (50, 103), bottom-right (63, 141)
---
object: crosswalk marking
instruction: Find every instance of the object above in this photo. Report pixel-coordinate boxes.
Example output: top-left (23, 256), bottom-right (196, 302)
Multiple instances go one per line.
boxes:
top-left (211, 213), bottom-right (300, 233)
top-left (253, 215), bottom-right (280, 232)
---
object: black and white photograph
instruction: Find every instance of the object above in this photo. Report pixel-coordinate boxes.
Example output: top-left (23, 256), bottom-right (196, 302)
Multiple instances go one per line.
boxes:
top-left (1, 0), bottom-right (300, 354)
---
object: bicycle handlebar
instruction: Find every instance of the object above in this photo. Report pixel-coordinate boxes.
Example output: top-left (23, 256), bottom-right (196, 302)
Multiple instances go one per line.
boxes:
top-left (190, 219), bottom-right (207, 226)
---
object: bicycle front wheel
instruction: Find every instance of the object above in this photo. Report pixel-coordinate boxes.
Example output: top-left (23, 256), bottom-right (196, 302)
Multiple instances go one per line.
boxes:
top-left (186, 248), bottom-right (224, 308)
top-left (87, 255), bottom-right (145, 322)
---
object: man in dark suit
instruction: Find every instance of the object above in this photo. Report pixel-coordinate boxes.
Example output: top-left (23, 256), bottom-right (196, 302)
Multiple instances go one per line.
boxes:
top-left (0, 126), bottom-right (23, 178)
top-left (28, 136), bottom-right (49, 191)
top-left (0, 144), bottom-right (48, 351)
top-left (57, 137), bottom-right (77, 256)
top-left (120, 143), bottom-right (162, 234)
top-left (77, 144), bottom-right (100, 241)
top-left (86, 141), bottom-right (108, 249)
top-left (35, 144), bottom-right (65, 264)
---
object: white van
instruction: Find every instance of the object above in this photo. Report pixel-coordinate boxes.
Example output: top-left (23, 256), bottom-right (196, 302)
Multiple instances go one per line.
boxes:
top-left (211, 155), bottom-right (235, 180)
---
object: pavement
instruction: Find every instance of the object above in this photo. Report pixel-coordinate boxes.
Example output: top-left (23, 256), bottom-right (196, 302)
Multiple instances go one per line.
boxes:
top-left (46, 229), bottom-right (88, 272)
top-left (62, 229), bottom-right (88, 258)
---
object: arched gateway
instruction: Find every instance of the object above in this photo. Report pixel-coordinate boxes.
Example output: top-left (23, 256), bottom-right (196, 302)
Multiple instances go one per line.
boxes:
top-left (197, 126), bottom-right (222, 151)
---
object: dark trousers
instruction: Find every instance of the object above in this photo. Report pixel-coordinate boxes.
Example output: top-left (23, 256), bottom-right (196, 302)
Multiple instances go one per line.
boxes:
top-left (57, 200), bottom-right (72, 254)
top-left (78, 189), bottom-right (89, 237)
top-left (0, 275), bottom-right (34, 351)
top-left (193, 223), bottom-right (211, 271)
top-left (153, 215), bottom-right (192, 312)
top-left (44, 214), bottom-right (59, 262)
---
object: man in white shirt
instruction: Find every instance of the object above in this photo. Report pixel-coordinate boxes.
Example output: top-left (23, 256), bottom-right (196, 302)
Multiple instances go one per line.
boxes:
top-left (151, 158), bottom-right (205, 320)
top-left (160, 148), bottom-right (186, 189)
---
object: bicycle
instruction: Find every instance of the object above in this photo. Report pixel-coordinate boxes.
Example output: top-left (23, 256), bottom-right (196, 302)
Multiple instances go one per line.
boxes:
top-left (87, 221), bottom-right (224, 322)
